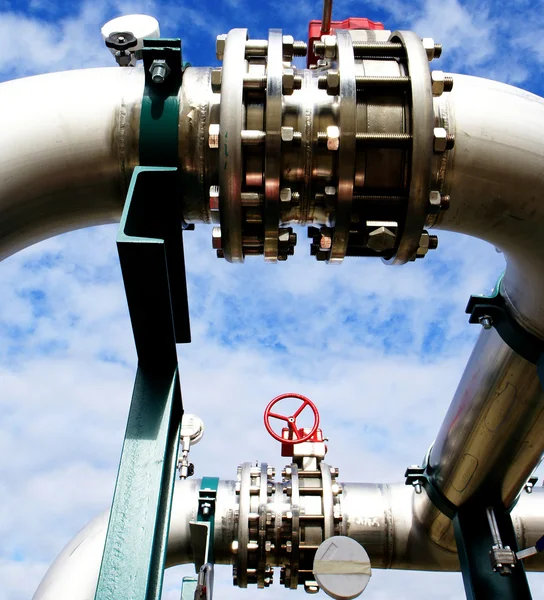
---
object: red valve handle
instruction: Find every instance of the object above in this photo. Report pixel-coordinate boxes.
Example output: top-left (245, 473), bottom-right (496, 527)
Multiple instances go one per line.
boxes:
top-left (264, 393), bottom-right (320, 444)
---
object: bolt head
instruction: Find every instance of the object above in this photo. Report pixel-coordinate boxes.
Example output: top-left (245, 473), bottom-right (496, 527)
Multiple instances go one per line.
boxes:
top-left (208, 123), bottom-right (220, 149)
top-left (282, 67), bottom-right (295, 95)
top-left (280, 188), bottom-right (292, 203)
top-left (212, 226), bottom-right (222, 249)
top-left (231, 540), bottom-right (239, 553)
top-left (366, 221), bottom-right (398, 252)
top-left (324, 185), bottom-right (337, 197)
top-left (211, 68), bottom-right (222, 93)
top-left (433, 127), bottom-right (448, 153)
top-left (216, 34), bottom-right (227, 60)
top-left (326, 69), bottom-right (340, 95)
top-left (431, 70), bottom-right (445, 96)
top-left (326, 125), bottom-right (340, 151)
top-left (322, 34), bottom-right (337, 59)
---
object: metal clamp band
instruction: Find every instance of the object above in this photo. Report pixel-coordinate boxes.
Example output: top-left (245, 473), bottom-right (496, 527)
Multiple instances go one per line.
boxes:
top-left (197, 477), bottom-right (220, 563)
top-left (466, 275), bottom-right (544, 365)
top-left (139, 38), bottom-right (183, 167)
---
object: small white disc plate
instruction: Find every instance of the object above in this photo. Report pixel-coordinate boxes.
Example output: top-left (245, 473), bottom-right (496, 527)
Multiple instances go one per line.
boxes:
top-left (313, 536), bottom-right (371, 600)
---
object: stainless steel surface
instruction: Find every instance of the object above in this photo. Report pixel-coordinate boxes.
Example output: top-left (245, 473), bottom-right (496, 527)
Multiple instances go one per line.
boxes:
top-left (434, 74), bottom-right (544, 337)
top-left (417, 328), bottom-right (544, 551)
top-left (329, 29), bottom-right (356, 264)
top-left (263, 29), bottom-right (283, 262)
top-left (219, 28), bottom-right (248, 262)
top-left (385, 31), bottom-right (434, 265)
top-left (0, 67), bottom-right (143, 261)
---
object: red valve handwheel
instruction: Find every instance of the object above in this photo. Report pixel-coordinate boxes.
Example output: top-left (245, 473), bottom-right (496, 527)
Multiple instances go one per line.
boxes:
top-left (264, 393), bottom-right (320, 444)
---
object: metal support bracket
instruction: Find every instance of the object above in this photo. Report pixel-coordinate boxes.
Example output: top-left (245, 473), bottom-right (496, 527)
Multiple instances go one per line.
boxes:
top-left (466, 275), bottom-right (544, 364)
top-left (94, 166), bottom-right (191, 600)
top-left (190, 477), bottom-right (219, 570)
top-left (404, 463), bottom-right (457, 519)
top-left (140, 38), bottom-right (183, 166)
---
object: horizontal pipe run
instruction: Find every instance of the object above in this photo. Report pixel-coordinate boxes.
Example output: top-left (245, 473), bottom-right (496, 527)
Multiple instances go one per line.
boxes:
top-left (33, 480), bottom-right (544, 599)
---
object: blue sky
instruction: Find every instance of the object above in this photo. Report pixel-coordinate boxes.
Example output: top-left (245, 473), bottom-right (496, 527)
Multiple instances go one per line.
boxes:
top-left (1, 0), bottom-right (544, 599)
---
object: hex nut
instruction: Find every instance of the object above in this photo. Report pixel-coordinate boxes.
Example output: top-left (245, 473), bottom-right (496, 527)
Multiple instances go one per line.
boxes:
top-left (211, 68), bottom-right (222, 93)
top-left (212, 226), bottom-right (222, 249)
top-left (209, 185), bottom-right (220, 211)
top-left (149, 59), bottom-right (170, 83)
top-left (326, 125), bottom-right (340, 151)
top-left (208, 124), bottom-right (220, 149)
top-left (326, 69), bottom-right (340, 95)
top-left (216, 34), bottom-right (227, 61)
top-left (431, 70), bottom-right (445, 96)
top-left (422, 37), bottom-right (436, 61)
top-left (282, 67), bottom-right (295, 95)
top-left (282, 34), bottom-right (294, 59)
top-left (416, 231), bottom-right (430, 257)
top-left (433, 127), bottom-right (448, 153)
top-left (429, 190), bottom-right (442, 209)
top-left (280, 188), bottom-right (292, 203)
top-left (281, 126), bottom-right (294, 143)
top-left (278, 228), bottom-right (290, 243)
top-left (320, 234), bottom-right (332, 250)
top-left (322, 35), bottom-right (337, 59)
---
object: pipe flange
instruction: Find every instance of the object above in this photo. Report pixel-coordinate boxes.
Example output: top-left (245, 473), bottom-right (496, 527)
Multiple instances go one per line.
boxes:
top-left (383, 31), bottom-right (434, 265)
top-left (257, 462), bottom-right (270, 588)
top-left (320, 462), bottom-right (335, 539)
top-left (328, 29), bottom-right (357, 264)
top-left (219, 28), bottom-right (248, 263)
top-left (263, 29), bottom-right (284, 262)
top-left (235, 461), bottom-right (252, 587)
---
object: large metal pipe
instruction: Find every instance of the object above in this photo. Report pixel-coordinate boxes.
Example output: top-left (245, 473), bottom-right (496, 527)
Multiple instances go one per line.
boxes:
top-left (434, 74), bottom-right (544, 339)
top-left (33, 480), bottom-right (544, 599)
top-left (0, 67), bottom-right (142, 261)
top-left (416, 76), bottom-right (544, 549)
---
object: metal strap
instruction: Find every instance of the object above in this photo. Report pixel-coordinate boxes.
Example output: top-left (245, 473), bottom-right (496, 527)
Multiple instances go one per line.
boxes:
top-left (466, 274), bottom-right (544, 365)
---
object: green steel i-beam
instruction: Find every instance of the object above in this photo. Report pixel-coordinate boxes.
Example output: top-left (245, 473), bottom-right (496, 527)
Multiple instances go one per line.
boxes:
top-left (94, 167), bottom-right (191, 600)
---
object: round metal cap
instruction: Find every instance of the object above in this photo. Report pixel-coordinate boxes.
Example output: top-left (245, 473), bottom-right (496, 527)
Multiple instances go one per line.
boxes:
top-left (313, 536), bottom-right (371, 600)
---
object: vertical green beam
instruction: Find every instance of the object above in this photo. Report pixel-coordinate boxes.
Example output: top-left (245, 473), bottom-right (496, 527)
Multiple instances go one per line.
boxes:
top-left (96, 366), bottom-right (181, 600)
top-left (453, 501), bottom-right (532, 600)
top-left (95, 167), bottom-right (191, 600)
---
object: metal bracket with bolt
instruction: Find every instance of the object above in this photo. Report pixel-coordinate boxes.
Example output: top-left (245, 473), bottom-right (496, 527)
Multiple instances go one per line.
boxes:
top-left (466, 274), bottom-right (544, 364)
